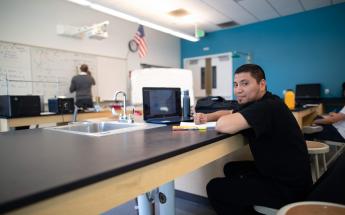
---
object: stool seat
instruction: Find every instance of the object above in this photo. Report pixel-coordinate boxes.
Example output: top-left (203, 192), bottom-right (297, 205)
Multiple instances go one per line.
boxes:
top-left (277, 201), bottom-right (345, 215)
top-left (306, 141), bottom-right (330, 181)
top-left (306, 141), bottom-right (329, 154)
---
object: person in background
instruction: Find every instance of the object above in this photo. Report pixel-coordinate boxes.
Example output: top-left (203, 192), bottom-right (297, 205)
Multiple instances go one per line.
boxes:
top-left (69, 64), bottom-right (96, 109)
top-left (194, 64), bottom-right (312, 215)
top-left (303, 82), bottom-right (345, 142)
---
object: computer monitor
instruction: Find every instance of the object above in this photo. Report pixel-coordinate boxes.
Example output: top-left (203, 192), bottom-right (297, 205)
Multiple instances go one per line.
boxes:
top-left (295, 83), bottom-right (321, 100)
top-left (142, 87), bottom-right (182, 122)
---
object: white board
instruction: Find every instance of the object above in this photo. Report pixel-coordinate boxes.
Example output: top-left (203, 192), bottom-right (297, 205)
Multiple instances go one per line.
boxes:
top-left (30, 47), bottom-right (98, 101)
top-left (0, 42), bottom-right (31, 95)
top-left (0, 41), bottom-right (127, 102)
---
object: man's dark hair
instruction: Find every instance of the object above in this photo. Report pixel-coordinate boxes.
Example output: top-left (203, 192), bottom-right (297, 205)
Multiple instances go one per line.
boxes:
top-left (235, 64), bottom-right (266, 83)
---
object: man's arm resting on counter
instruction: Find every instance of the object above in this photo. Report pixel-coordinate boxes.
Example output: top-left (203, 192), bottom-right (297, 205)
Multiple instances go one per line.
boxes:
top-left (216, 112), bottom-right (250, 134)
top-left (314, 112), bottom-right (345, 125)
top-left (194, 110), bottom-right (233, 124)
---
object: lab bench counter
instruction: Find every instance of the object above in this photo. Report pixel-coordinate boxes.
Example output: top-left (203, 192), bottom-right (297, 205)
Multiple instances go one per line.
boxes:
top-left (0, 125), bottom-right (246, 214)
top-left (0, 110), bottom-right (114, 132)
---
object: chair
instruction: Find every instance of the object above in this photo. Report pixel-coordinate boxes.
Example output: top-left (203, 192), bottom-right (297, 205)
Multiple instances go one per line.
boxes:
top-left (254, 148), bottom-right (345, 214)
top-left (306, 140), bottom-right (329, 181)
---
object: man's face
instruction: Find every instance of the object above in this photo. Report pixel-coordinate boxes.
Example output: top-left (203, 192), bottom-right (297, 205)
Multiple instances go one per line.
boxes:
top-left (234, 72), bottom-right (266, 105)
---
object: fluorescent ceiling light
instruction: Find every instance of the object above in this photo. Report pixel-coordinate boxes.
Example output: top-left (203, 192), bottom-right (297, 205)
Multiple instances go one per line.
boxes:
top-left (68, 0), bottom-right (91, 6)
top-left (67, 0), bottom-right (199, 42)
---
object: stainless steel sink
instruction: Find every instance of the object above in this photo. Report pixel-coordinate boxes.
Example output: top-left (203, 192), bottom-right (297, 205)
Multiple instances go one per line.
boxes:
top-left (45, 121), bottom-right (164, 136)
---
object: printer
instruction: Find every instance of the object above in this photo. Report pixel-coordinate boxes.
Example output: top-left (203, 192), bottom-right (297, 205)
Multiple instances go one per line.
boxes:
top-left (48, 98), bottom-right (74, 114)
top-left (0, 95), bottom-right (41, 117)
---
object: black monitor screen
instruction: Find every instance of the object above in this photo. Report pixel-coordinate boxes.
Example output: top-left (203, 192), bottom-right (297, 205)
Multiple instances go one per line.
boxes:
top-left (295, 83), bottom-right (321, 99)
top-left (142, 87), bottom-right (181, 120)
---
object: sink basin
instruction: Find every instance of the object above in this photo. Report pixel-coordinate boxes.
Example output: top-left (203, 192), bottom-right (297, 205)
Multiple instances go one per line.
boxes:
top-left (45, 121), bottom-right (164, 136)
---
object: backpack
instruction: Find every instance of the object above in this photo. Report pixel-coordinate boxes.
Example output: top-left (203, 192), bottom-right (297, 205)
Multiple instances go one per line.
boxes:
top-left (195, 96), bottom-right (239, 114)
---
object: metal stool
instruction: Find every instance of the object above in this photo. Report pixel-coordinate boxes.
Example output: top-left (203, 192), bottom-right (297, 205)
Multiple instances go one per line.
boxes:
top-left (324, 140), bottom-right (345, 166)
top-left (306, 140), bottom-right (329, 181)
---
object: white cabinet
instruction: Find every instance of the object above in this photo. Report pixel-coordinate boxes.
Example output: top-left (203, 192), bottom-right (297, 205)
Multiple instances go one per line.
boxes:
top-left (184, 53), bottom-right (233, 100)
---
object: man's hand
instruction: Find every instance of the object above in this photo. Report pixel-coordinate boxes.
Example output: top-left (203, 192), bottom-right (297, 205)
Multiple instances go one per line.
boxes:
top-left (313, 118), bottom-right (325, 124)
top-left (194, 113), bottom-right (208, 124)
top-left (194, 110), bottom-right (233, 125)
top-left (313, 111), bottom-right (345, 125)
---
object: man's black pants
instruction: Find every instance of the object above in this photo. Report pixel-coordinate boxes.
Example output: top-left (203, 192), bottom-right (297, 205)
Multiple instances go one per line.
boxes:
top-left (206, 161), bottom-right (297, 215)
top-left (304, 124), bottom-right (345, 142)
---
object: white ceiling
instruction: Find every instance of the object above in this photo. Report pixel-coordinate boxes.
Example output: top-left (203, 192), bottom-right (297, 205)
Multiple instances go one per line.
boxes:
top-left (90, 0), bottom-right (345, 35)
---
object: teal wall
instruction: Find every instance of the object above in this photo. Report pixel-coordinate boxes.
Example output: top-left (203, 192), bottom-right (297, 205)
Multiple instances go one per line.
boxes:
top-left (181, 3), bottom-right (345, 98)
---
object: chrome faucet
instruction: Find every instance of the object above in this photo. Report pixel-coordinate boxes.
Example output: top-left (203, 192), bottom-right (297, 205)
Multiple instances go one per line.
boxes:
top-left (72, 105), bottom-right (80, 123)
top-left (114, 91), bottom-right (134, 123)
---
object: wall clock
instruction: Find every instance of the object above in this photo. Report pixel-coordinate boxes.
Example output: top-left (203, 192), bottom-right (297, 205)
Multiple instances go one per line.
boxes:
top-left (128, 39), bottom-right (138, 52)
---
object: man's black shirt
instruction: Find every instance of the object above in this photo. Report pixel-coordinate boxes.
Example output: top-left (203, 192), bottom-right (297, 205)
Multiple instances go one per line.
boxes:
top-left (238, 92), bottom-right (312, 188)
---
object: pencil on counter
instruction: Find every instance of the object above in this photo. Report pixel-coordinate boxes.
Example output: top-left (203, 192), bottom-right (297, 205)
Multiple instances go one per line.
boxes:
top-left (172, 125), bottom-right (207, 131)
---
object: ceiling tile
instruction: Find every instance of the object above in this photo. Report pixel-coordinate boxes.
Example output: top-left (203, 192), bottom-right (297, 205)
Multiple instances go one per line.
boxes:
top-left (268, 0), bottom-right (304, 16)
top-left (301, 0), bottom-right (331, 10)
top-left (182, 0), bottom-right (231, 29)
top-left (201, 0), bottom-right (258, 25)
top-left (238, 0), bottom-right (280, 21)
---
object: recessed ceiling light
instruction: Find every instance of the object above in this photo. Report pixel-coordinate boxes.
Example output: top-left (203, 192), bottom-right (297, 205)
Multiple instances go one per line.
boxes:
top-left (168, 9), bottom-right (190, 17)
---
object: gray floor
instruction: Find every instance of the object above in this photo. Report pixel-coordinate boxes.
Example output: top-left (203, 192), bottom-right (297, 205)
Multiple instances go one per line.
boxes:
top-left (103, 197), bottom-right (216, 215)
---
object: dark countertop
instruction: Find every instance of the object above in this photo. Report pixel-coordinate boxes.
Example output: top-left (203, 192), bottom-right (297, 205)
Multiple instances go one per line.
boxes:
top-left (0, 125), bottom-right (230, 212)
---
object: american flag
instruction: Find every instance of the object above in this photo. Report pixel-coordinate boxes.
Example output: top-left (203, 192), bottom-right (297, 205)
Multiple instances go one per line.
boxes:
top-left (134, 25), bottom-right (148, 58)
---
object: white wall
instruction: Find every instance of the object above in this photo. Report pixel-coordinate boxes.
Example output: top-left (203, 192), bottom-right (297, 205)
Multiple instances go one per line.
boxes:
top-left (0, 0), bottom-right (180, 68)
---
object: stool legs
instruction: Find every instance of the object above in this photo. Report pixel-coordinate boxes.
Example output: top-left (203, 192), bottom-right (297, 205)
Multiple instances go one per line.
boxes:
top-left (312, 153), bottom-right (328, 181)
top-left (306, 141), bottom-right (330, 182)
top-left (322, 153), bottom-right (327, 172)
top-left (313, 154), bottom-right (320, 179)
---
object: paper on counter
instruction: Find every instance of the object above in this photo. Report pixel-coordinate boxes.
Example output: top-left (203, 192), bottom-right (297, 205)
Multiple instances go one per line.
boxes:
top-left (180, 121), bottom-right (216, 128)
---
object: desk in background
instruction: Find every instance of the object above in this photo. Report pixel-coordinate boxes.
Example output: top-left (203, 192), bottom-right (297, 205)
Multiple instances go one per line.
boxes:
top-left (292, 104), bottom-right (323, 128)
top-left (0, 111), bottom-right (113, 132)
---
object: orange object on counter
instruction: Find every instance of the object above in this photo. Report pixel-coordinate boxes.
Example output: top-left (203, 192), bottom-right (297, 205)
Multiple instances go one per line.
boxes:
top-left (284, 89), bottom-right (295, 110)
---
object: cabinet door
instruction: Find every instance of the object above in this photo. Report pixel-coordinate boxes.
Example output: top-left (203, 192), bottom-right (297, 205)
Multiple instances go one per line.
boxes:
top-left (211, 55), bottom-right (232, 99)
top-left (184, 58), bottom-right (206, 98)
